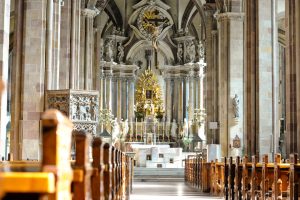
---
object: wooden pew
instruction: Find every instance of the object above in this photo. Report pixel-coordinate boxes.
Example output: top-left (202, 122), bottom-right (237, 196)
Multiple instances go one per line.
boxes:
top-left (72, 130), bottom-right (93, 200)
top-left (288, 153), bottom-right (300, 199)
top-left (91, 137), bottom-right (105, 200)
top-left (273, 154), bottom-right (290, 199)
top-left (103, 143), bottom-right (112, 200)
top-left (234, 156), bottom-right (242, 200)
top-left (0, 109), bottom-right (73, 200)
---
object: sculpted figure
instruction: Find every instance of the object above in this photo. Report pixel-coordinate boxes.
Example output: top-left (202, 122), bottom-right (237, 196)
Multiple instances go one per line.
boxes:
top-left (117, 42), bottom-right (124, 63)
top-left (171, 119), bottom-right (178, 138)
top-left (232, 94), bottom-right (240, 118)
top-left (177, 43), bottom-right (183, 64)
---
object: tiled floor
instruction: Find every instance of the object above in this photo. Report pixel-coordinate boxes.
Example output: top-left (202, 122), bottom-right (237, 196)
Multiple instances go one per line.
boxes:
top-left (131, 181), bottom-right (223, 200)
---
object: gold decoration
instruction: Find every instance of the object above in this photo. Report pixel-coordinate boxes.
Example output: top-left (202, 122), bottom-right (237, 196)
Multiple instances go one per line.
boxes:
top-left (135, 70), bottom-right (164, 119)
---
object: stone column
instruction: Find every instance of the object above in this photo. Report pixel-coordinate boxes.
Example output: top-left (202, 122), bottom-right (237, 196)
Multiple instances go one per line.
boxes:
top-left (188, 72), bottom-right (195, 122)
top-left (285, 0), bottom-right (300, 154)
top-left (20, 0), bottom-right (47, 159)
top-left (59, 0), bottom-right (71, 89)
top-left (0, 0), bottom-right (10, 158)
top-left (211, 30), bottom-right (219, 143)
top-left (165, 77), bottom-right (172, 122)
top-left (45, 0), bottom-right (62, 90)
top-left (70, 0), bottom-right (81, 89)
top-left (82, 8), bottom-right (99, 90)
top-left (203, 6), bottom-right (216, 144)
top-left (117, 78), bottom-right (122, 120)
top-left (128, 78), bottom-right (135, 122)
top-left (178, 78), bottom-right (184, 123)
top-left (105, 75), bottom-right (112, 110)
top-left (121, 78), bottom-right (128, 120)
top-left (216, 12), bottom-right (244, 157)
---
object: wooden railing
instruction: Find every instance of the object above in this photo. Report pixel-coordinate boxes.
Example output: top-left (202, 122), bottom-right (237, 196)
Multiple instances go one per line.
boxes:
top-left (0, 109), bottom-right (133, 200)
top-left (185, 154), bottom-right (300, 199)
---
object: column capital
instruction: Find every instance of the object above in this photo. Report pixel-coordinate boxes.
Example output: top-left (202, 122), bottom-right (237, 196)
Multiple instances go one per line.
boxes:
top-left (82, 8), bottom-right (100, 18)
top-left (215, 12), bottom-right (244, 22)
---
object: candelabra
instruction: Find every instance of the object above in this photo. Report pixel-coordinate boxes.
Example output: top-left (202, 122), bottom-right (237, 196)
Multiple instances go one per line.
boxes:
top-left (99, 109), bottom-right (114, 131)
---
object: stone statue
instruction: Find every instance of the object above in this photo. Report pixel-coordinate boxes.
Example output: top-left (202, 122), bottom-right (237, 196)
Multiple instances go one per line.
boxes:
top-left (111, 118), bottom-right (120, 143)
top-left (186, 41), bottom-right (195, 63)
top-left (171, 119), bottom-right (178, 138)
top-left (123, 119), bottom-right (129, 137)
top-left (197, 40), bottom-right (205, 60)
top-left (117, 42), bottom-right (124, 63)
top-left (106, 40), bottom-right (113, 62)
top-left (232, 94), bottom-right (240, 118)
top-left (183, 118), bottom-right (189, 138)
top-left (177, 43), bottom-right (183, 64)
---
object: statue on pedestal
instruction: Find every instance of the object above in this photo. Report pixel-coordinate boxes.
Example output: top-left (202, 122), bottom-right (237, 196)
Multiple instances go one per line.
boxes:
top-left (232, 94), bottom-right (240, 119)
top-left (117, 42), bottom-right (124, 63)
top-left (177, 43), bottom-right (183, 64)
top-left (171, 119), bottom-right (178, 138)
top-left (111, 118), bottom-right (120, 144)
top-left (183, 118), bottom-right (189, 138)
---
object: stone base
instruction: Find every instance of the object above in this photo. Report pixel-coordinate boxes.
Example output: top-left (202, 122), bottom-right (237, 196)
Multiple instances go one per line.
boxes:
top-left (207, 144), bottom-right (221, 162)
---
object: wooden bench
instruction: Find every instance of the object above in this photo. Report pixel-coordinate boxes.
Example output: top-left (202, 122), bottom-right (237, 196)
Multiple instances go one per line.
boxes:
top-left (0, 109), bottom-right (73, 200)
top-left (0, 110), bottom-right (133, 200)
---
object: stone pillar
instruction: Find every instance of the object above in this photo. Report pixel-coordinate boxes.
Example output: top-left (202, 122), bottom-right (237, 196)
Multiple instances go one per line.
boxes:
top-left (116, 78), bottom-right (121, 120)
top-left (188, 72), bottom-right (195, 122)
top-left (105, 75), bottom-right (112, 110)
top-left (203, 6), bottom-right (216, 144)
top-left (45, 0), bottom-right (62, 90)
top-left (216, 12), bottom-right (244, 157)
top-left (82, 8), bottom-right (99, 90)
top-left (121, 78), bottom-right (128, 120)
top-left (0, 0), bottom-right (10, 158)
top-left (165, 77), bottom-right (172, 122)
top-left (59, 0), bottom-right (71, 89)
top-left (285, 0), bottom-right (300, 154)
top-left (245, 0), bottom-right (259, 156)
top-left (178, 78), bottom-right (183, 123)
top-left (20, 0), bottom-right (47, 159)
top-left (70, 0), bottom-right (81, 89)
top-left (128, 78), bottom-right (135, 122)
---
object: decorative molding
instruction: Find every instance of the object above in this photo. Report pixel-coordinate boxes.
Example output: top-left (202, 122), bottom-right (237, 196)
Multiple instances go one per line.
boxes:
top-left (81, 8), bottom-right (100, 18)
top-left (215, 12), bottom-right (245, 21)
top-left (46, 90), bottom-right (99, 135)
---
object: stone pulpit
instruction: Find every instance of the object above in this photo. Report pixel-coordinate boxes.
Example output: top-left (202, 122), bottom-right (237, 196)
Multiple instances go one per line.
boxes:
top-left (46, 90), bottom-right (99, 135)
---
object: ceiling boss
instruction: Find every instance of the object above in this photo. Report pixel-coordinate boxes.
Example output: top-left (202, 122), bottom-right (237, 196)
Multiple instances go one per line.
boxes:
top-left (129, 0), bottom-right (174, 49)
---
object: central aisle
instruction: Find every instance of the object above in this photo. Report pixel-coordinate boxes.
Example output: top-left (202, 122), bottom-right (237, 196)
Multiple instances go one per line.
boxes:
top-left (130, 181), bottom-right (223, 200)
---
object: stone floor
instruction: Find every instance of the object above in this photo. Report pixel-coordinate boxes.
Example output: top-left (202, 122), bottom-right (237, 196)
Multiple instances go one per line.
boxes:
top-left (131, 181), bottom-right (223, 200)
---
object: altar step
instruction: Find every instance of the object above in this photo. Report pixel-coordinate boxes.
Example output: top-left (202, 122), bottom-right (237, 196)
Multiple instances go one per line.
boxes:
top-left (134, 167), bottom-right (184, 182)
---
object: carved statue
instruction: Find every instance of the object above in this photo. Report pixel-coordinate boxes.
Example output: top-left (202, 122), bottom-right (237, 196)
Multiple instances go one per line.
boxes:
top-left (117, 42), bottom-right (124, 63)
top-left (106, 40), bottom-right (114, 62)
top-left (177, 43), bottom-right (183, 64)
top-left (197, 40), bottom-right (205, 60)
top-left (111, 118), bottom-right (120, 143)
top-left (183, 118), bottom-right (189, 138)
top-left (123, 119), bottom-right (129, 137)
top-left (232, 94), bottom-right (240, 118)
top-left (171, 119), bottom-right (178, 138)
top-left (186, 41), bottom-right (195, 63)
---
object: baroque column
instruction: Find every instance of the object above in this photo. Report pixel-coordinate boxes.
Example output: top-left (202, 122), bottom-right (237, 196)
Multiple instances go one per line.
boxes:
top-left (82, 8), bottom-right (99, 90)
top-left (128, 78), bottom-right (135, 122)
top-left (0, 0), bottom-right (10, 158)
